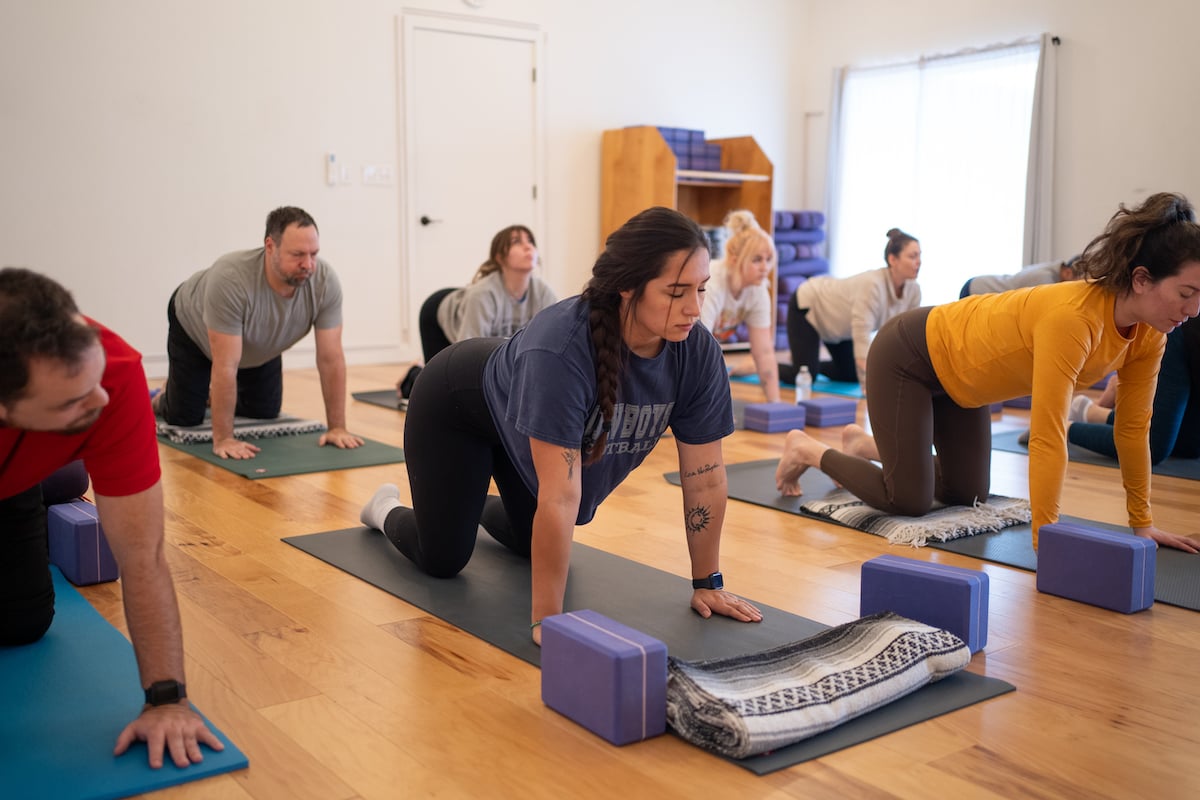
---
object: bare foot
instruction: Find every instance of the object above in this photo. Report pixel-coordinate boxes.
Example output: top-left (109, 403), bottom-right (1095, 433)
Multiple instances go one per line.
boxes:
top-left (842, 424), bottom-right (880, 461)
top-left (775, 430), bottom-right (830, 496)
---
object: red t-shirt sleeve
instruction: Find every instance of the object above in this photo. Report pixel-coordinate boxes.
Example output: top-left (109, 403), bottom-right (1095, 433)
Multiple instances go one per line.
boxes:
top-left (82, 323), bottom-right (162, 497)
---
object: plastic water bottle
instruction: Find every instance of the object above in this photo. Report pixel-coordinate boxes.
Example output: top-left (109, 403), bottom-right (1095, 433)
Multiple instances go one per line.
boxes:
top-left (796, 366), bottom-right (812, 403)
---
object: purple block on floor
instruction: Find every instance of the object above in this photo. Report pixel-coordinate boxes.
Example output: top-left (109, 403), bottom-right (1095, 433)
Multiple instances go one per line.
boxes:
top-left (799, 397), bottom-right (858, 426)
top-left (990, 402), bottom-right (1004, 414)
top-left (861, 555), bottom-right (989, 653)
top-left (541, 610), bottom-right (668, 745)
top-left (1002, 396), bottom-right (1032, 409)
top-left (48, 500), bottom-right (119, 586)
top-left (1036, 522), bottom-right (1155, 613)
top-left (743, 402), bottom-right (806, 433)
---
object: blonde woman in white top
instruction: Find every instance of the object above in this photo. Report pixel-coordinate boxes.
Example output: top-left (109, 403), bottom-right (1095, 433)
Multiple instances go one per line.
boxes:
top-left (779, 228), bottom-right (921, 390)
top-left (700, 210), bottom-right (781, 403)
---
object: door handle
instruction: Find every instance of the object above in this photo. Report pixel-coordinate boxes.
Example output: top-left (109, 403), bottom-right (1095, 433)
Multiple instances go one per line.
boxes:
top-left (419, 215), bottom-right (442, 226)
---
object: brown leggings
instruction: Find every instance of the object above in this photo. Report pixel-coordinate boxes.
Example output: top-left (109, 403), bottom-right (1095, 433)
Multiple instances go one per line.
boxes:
top-left (820, 306), bottom-right (992, 515)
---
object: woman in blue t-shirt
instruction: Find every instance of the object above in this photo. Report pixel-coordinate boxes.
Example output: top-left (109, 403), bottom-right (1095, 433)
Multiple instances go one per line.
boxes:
top-left (360, 207), bottom-right (763, 643)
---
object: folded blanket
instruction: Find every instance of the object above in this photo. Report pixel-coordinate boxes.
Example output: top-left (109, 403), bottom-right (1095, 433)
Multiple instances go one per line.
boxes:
top-left (666, 611), bottom-right (970, 758)
top-left (801, 489), bottom-right (1031, 547)
top-left (156, 415), bottom-right (326, 444)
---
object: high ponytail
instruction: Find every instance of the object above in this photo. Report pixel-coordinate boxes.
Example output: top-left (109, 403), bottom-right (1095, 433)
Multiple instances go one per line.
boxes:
top-left (1075, 192), bottom-right (1200, 293)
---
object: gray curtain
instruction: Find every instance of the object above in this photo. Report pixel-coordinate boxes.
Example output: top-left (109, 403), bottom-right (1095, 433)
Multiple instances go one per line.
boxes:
top-left (1023, 34), bottom-right (1059, 265)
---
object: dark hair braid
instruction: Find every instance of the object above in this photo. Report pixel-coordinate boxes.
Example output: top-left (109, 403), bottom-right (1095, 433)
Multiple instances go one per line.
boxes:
top-left (579, 207), bottom-right (708, 465)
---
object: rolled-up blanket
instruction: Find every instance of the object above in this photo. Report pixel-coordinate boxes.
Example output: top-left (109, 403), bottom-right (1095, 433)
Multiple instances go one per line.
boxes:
top-left (666, 611), bottom-right (970, 758)
top-left (156, 415), bottom-right (326, 444)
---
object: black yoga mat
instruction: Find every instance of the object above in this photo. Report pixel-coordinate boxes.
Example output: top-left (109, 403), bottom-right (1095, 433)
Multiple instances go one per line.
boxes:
top-left (159, 432), bottom-right (404, 479)
top-left (283, 526), bottom-right (1014, 775)
top-left (352, 389), bottom-right (408, 411)
top-left (992, 429), bottom-right (1200, 481)
top-left (667, 459), bottom-right (1200, 611)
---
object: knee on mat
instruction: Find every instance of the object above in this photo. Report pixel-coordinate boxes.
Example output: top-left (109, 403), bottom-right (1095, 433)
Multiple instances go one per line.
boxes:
top-left (422, 558), bottom-right (470, 580)
top-left (0, 607), bottom-right (54, 647)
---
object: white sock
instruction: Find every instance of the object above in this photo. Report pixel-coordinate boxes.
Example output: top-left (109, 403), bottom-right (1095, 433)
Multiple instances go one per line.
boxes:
top-left (361, 484), bottom-right (402, 530)
top-left (1069, 394), bottom-right (1093, 424)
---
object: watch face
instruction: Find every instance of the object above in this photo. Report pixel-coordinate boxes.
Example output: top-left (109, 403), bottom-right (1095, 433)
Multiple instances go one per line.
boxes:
top-left (709, 572), bottom-right (724, 590)
top-left (145, 680), bottom-right (186, 706)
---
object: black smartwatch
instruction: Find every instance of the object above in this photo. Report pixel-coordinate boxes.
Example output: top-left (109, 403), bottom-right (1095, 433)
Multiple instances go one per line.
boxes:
top-left (691, 571), bottom-right (724, 590)
top-left (144, 679), bottom-right (187, 707)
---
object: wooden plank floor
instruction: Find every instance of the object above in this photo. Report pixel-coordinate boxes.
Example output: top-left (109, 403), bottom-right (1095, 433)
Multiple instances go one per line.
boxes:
top-left (91, 363), bottom-right (1200, 799)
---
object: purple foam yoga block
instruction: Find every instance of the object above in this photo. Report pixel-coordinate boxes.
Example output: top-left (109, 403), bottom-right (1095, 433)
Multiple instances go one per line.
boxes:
top-left (799, 397), bottom-right (858, 426)
top-left (1037, 522), bottom-right (1155, 613)
top-left (743, 402), bottom-right (806, 433)
top-left (1003, 395), bottom-right (1032, 409)
top-left (48, 500), bottom-right (119, 586)
top-left (541, 610), bottom-right (667, 745)
top-left (861, 555), bottom-right (988, 653)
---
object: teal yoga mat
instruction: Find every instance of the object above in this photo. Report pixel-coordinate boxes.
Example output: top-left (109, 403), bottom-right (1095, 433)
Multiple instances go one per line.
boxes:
top-left (732, 372), bottom-right (864, 399)
top-left (992, 429), bottom-right (1200, 481)
top-left (159, 432), bottom-right (404, 479)
top-left (283, 527), bottom-right (1014, 775)
top-left (0, 568), bottom-right (248, 799)
top-left (666, 459), bottom-right (1200, 611)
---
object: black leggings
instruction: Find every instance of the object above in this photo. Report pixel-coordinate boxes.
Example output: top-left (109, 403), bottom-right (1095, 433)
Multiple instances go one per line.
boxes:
top-left (158, 288), bottom-right (283, 426)
top-left (0, 484), bottom-right (55, 646)
top-left (382, 338), bottom-right (537, 578)
top-left (779, 292), bottom-right (858, 385)
top-left (820, 306), bottom-right (992, 515)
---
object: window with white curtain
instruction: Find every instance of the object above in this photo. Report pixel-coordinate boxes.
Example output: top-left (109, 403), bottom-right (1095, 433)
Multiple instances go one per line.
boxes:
top-left (828, 42), bottom-right (1041, 306)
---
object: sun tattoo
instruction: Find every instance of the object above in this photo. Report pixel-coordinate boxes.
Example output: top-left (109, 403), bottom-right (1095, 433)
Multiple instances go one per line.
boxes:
top-left (686, 505), bottom-right (711, 536)
top-left (562, 449), bottom-right (578, 480)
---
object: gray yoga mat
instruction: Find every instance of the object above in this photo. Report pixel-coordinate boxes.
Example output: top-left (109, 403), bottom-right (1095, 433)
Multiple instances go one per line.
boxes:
top-left (992, 429), bottom-right (1200, 481)
top-left (283, 527), bottom-right (1014, 775)
top-left (159, 432), bottom-right (404, 479)
top-left (666, 459), bottom-right (1200, 611)
top-left (352, 389), bottom-right (408, 411)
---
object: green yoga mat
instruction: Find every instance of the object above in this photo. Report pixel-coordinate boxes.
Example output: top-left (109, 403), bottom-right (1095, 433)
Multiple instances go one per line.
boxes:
top-left (732, 373), bottom-right (864, 399)
top-left (992, 429), bottom-right (1200, 481)
top-left (159, 432), bottom-right (404, 479)
top-left (283, 527), bottom-right (1014, 775)
top-left (0, 568), bottom-right (248, 799)
top-left (666, 459), bottom-right (1200, 611)
top-left (352, 389), bottom-right (407, 411)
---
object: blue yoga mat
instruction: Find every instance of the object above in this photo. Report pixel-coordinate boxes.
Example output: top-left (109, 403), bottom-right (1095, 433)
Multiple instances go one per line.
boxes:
top-left (992, 429), bottom-right (1200, 481)
top-left (0, 568), bottom-right (248, 800)
top-left (732, 373), bottom-right (864, 399)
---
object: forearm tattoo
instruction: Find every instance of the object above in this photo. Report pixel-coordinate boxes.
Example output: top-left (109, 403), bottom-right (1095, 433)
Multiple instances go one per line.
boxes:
top-left (562, 449), bottom-right (578, 480)
top-left (686, 505), bottom-right (712, 536)
top-left (681, 463), bottom-right (721, 480)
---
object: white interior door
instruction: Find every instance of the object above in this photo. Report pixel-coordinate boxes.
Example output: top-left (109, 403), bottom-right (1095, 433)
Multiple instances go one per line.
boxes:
top-left (399, 14), bottom-right (544, 347)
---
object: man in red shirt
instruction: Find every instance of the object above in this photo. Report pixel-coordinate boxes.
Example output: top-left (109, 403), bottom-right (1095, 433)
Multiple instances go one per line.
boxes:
top-left (0, 268), bottom-right (222, 768)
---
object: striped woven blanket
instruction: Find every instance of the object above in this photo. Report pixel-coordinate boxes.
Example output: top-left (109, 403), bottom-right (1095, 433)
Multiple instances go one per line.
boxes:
top-left (155, 415), bottom-right (326, 444)
top-left (801, 489), bottom-right (1031, 547)
top-left (666, 612), bottom-right (970, 759)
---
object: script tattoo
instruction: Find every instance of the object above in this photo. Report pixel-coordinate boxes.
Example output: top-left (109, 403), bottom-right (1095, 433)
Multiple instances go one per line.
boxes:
top-left (686, 505), bottom-right (712, 536)
top-left (681, 463), bottom-right (721, 480)
top-left (562, 449), bottom-right (578, 480)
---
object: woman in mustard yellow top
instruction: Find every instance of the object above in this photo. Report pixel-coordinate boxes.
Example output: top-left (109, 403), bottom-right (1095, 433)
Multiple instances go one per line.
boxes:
top-left (776, 192), bottom-right (1200, 552)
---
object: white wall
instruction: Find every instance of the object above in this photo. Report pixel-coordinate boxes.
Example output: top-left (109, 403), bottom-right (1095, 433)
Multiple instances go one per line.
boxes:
top-left (0, 0), bottom-right (803, 376)
top-left (796, 0), bottom-right (1200, 265)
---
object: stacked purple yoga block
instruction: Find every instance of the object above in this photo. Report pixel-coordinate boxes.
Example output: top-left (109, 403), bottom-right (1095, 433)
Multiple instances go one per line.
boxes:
top-left (774, 210), bottom-right (830, 350)
top-left (641, 126), bottom-right (723, 171)
top-left (743, 402), bottom-right (806, 433)
top-left (1036, 522), bottom-right (1155, 613)
top-left (541, 610), bottom-right (668, 745)
top-left (798, 397), bottom-right (857, 427)
top-left (39, 460), bottom-right (120, 587)
top-left (860, 555), bottom-right (989, 653)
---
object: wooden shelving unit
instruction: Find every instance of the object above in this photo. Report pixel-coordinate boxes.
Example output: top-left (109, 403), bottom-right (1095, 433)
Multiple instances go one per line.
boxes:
top-left (600, 126), bottom-right (774, 246)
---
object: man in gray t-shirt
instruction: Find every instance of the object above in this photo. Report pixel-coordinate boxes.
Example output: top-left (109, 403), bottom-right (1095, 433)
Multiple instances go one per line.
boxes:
top-left (156, 206), bottom-right (363, 460)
